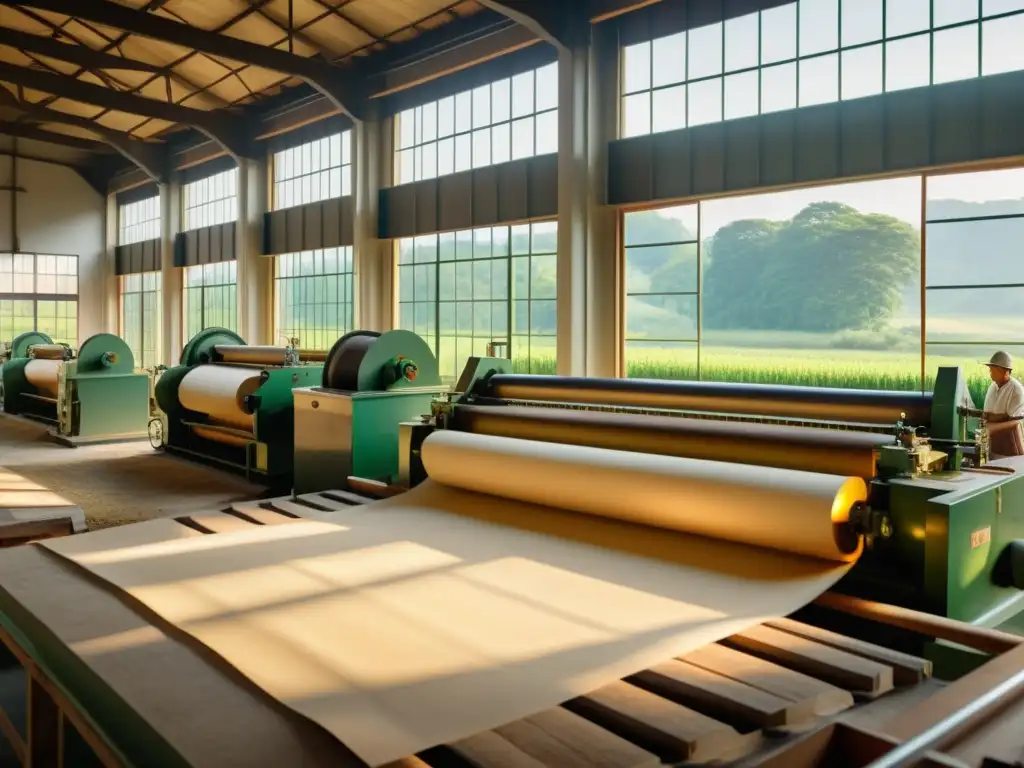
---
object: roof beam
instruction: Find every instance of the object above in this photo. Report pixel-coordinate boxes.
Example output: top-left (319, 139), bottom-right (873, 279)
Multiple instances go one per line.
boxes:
top-left (0, 88), bottom-right (168, 181)
top-left (0, 60), bottom-right (252, 159)
top-left (0, 27), bottom-right (160, 72)
top-left (5, 0), bottom-right (366, 119)
top-left (369, 19), bottom-right (540, 98)
top-left (0, 121), bottom-right (108, 152)
top-left (477, 1), bottom-right (576, 48)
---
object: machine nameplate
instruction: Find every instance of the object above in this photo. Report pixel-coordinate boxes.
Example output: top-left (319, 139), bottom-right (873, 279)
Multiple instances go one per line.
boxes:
top-left (970, 526), bottom-right (991, 549)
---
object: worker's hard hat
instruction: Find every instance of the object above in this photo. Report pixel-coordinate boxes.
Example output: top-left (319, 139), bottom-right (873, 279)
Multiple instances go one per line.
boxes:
top-left (985, 351), bottom-right (1014, 370)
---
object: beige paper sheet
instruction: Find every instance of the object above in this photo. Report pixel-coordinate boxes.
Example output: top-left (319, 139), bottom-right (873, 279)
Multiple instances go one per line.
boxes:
top-left (178, 365), bottom-right (262, 430)
top-left (41, 433), bottom-right (865, 766)
top-left (24, 358), bottom-right (60, 396)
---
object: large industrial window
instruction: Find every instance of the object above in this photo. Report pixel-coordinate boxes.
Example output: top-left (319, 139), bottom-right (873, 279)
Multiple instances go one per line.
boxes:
top-left (394, 62), bottom-right (558, 185)
top-left (395, 222), bottom-right (557, 381)
top-left (924, 166), bottom-right (1024, 405)
top-left (182, 168), bottom-right (237, 231)
top-left (0, 254), bottom-right (78, 345)
top-left (183, 261), bottom-right (237, 341)
top-left (621, 0), bottom-right (1024, 138)
top-left (271, 131), bottom-right (356, 350)
top-left (118, 195), bottom-right (160, 246)
top-left (120, 272), bottom-right (162, 369)
top-left (623, 175), bottom-right (924, 391)
top-left (273, 131), bottom-right (352, 210)
top-left (274, 248), bottom-right (354, 350)
top-left (118, 194), bottom-right (162, 368)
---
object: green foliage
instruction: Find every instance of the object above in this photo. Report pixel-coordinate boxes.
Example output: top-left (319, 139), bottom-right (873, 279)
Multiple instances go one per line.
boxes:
top-left (702, 202), bottom-right (920, 332)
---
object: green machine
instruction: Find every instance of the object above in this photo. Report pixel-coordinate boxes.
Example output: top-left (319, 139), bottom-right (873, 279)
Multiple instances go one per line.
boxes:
top-left (154, 327), bottom-right (321, 484)
top-left (400, 361), bottom-right (1024, 666)
top-left (1, 333), bottom-right (150, 445)
top-left (292, 329), bottom-right (447, 494)
top-left (0, 331), bottom-right (58, 405)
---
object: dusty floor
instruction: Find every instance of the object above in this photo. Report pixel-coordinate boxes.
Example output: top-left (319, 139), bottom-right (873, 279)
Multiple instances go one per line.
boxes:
top-left (0, 414), bottom-right (265, 529)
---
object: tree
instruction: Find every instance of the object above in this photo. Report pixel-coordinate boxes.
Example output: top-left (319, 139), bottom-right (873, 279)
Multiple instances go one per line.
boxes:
top-left (702, 202), bottom-right (919, 332)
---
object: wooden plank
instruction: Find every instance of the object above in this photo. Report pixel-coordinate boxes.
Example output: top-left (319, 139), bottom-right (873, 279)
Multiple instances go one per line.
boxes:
top-left (631, 658), bottom-right (802, 728)
top-left (346, 477), bottom-right (404, 498)
top-left (178, 512), bottom-right (260, 534)
top-left (264, 498), bottom-right (327, 518)
top-left (320, 489), bottom-right (373, 506)
top-left (226, 503), bottom-right (299, 526)
top-left (724, 625), bottom-right (894, 696)
top-left (767, 618), bottom-right (932, 686)
top-left (449, 730), bottom-right (547, 767)
top-left (566, 680), bottom-right (753, 763)
top-left (0, 517), bottom-right (74, 546)
top-left (496, 707), bottom-right (659, 768)
top-left (680, 643), bottom-right (854, 716)
top-left (295, 493), bottom-right (351, 512)
top-left (27, 675), bottom-right (59, 767)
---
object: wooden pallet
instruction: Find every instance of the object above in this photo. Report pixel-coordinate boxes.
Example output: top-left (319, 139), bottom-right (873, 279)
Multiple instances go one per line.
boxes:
top-left (0, 491), bottom-right (1013, 767)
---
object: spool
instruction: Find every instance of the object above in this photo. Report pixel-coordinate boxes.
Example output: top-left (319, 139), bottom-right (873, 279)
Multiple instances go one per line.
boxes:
top-left (321, 329), bottom-right (442, 391)
top-left (29, 344), bottom-right (69, 360)
top-left (213, 345), bottom-right (291, 366)
top-left (454, 405), bottom-right (888, 478)
top-left (178, 366), bottom-right (262, 432)
top-left (322, 331), bottom-right (381, 391)
top-left (484, 375), bottom-right (934, 427)
top-left (24, 359), bottom-right (60, 398)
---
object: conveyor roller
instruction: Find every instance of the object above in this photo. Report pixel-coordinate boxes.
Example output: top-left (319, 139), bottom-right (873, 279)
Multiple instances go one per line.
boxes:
top-left (454, 404), bottom-right (890, 477)
top-left (481, 375), bottom-right (934, 427)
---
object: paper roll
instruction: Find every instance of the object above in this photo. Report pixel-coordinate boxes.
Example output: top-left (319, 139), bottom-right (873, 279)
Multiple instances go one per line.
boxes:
top-left (24, 359), bottom-right (60, 397)
top-left (178, 365), bottom-right (262, 431)
top-left (422, 431), bottom-right (865, 563)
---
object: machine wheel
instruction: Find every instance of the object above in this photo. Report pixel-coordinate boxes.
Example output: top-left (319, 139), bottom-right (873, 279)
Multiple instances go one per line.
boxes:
top-left (148, 417), bottom-right (164, 449)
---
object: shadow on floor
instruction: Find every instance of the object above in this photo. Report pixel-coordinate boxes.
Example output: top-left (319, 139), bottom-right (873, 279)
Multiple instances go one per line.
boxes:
top-left (0, 415), bottom-right (266, 529)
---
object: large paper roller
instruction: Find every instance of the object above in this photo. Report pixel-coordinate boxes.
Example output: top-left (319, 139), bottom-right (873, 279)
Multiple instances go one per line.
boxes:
top-left (23, 359), bottom-right (60, 398)
top-left (483, 375), bottom-right (934, 426)
top-left (422, 430), bottom-right (867, 563)
top-left (178, 366), bottom-right (263, 433)
top-left (453, 405), bottom-right (889, 477)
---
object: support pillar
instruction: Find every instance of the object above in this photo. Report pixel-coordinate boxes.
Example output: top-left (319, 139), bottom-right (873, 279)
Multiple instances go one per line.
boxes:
top-left (354, 104), bottom-right (393, 332)
top-left (159, 179), bottom-right (182, 365)
top-left (103, 193), bottom-right (119, 337)
top-left (236, 157), bottom-right (272, 345)
top-left (556, 22), bottom-right (619, 377)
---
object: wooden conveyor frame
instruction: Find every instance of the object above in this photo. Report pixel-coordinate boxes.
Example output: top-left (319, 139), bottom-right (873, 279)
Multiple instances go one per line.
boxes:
top-left (1, 486), bottom-right (1023, 768)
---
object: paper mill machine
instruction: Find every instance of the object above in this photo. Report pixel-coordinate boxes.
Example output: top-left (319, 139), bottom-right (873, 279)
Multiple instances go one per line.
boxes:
top-left (1, 333), bottom-right (150, 445)
top-left (292, 329), bottom-right (446, 494)
top-left (398, 358), bottom-right (1024, 660)
top-left (154, 327), bottom-right (321, 483)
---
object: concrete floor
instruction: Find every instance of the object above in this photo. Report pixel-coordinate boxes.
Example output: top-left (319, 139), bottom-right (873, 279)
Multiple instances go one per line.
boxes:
top-left (0, 414), bottom-right (265, 529)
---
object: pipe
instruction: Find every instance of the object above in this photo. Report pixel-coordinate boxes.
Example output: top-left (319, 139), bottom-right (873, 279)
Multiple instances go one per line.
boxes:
top-left (864, 668), bottom-right (1024, 768)
top-left (814, 592), bottom-right (1023, 655)
top-left (483, 375), bottom-right (934, 427)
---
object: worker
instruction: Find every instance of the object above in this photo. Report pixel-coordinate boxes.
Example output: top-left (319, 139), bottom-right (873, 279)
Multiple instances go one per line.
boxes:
top-left (979, 351), bottom-right (1024, 458)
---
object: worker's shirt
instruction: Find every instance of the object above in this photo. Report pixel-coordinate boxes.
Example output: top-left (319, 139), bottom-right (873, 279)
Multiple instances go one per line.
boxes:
top-left (983, 377), bottom-right (1024, 419)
